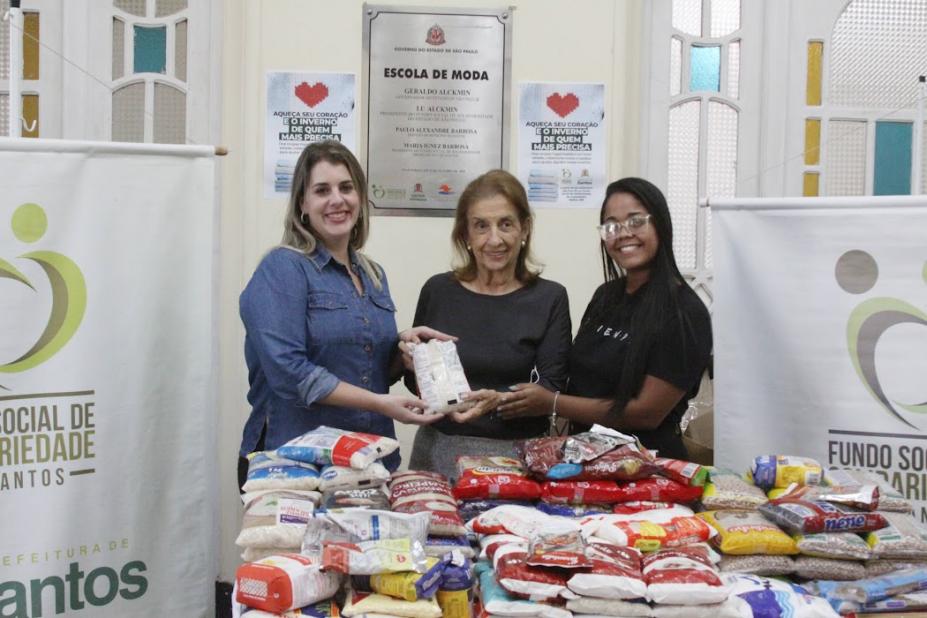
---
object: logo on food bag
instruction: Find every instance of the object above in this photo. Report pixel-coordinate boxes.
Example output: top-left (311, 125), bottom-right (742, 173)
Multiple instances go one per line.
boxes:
top-left (836, 249), bottom-right (927, 430)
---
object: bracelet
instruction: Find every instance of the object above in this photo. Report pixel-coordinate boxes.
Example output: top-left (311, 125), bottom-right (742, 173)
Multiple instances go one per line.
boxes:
top-left (550, 390), bottom-right (560, 429)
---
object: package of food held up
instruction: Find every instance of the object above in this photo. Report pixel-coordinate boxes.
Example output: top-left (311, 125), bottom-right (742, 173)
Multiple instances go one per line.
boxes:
top-left (411, 340), bottom-right (471, 414)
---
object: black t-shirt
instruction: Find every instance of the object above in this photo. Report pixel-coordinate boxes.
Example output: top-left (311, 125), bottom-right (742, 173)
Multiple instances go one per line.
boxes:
top-left (568, 279), bottom-right (712, 458)
top-left (409, 272), bottom-right (572, 439)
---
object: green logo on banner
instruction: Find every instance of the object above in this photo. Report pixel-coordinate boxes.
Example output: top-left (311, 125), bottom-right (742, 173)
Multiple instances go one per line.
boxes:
top-left (0, 203), bottom-right (87, 386)
top-left (836, 250), bottom-right (927, 429)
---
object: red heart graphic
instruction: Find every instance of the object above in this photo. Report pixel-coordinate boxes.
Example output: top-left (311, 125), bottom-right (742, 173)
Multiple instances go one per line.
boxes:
top-left (546, 92), bottom-right (580, 118)
top-left (294, 82), bottom-right (329, 108)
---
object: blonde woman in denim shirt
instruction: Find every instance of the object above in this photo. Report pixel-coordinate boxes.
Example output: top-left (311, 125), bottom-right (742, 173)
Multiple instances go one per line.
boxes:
top-left (238, 141), bottom-right (444, 488)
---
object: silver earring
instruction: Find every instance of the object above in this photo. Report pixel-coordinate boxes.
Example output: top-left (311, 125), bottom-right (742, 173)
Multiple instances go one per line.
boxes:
top-left (466, 244), bottom-right (472, 251)
top-left (521, 239), bottom-right (526, 247)
top-left (300, 212), bottom-right (309, 225)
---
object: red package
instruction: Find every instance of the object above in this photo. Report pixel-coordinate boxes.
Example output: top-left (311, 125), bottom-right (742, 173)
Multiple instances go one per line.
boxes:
top-left (654, 457), bottom-right (708, 486)
top-left (612, 477), bottom-right (704, 503)
top-left (641, 546), bottom-right (728, 606)
top-left (235, 554), bottom-right (341, 614)
top-left (389, 470), bottom-right (467, 536)
top-left (516, 436), bottom-right (568, 478)
top-left (567, 543), bottom-right (646, 600)
top-left (593, 514), bottom-right (716, 551)
top-left (541, 481), bottom-right (623, 504)
top-left (564, 446), bottom-right (658, 482)
top-left (453, 457), bottom-right (542, 501)
top-left (494, 545), bottom-right (571, 600)
top-left (758, 498), bottom-right (888, 534)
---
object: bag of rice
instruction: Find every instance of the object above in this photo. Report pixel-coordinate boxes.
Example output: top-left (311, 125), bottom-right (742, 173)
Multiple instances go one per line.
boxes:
top-left (411, 340), bottom-right (472, 415)
top-left (697, 509), bottom-right (798, 555)
top-left (592, 510), bottom-right (716, 551)
top-left (700, 468), bottom-right (768, 509)
top-left (235, 554), bottom-right (341, 614)
top-left (341, 587), bottom-right (442, 618)
top-left (458, 498), bottom-right (535, 523)
top-left (321, 508), bottom-right (430, 545)
top-left (541, 480), bottom-right (623, 505)
top-left (493, 544), bottom-right (573, 601)
top-left (317, 462), bottom-right (390, 492)
top-left (565, 597), bottom-right (652, 616)
top-left (242, 547), bottom-right (300, 563)
top-left (477, 566), bottom-right (571, 618)
top-left (237, 490), bottom-right (318, 549)
top-left (526, 521), bottom-right (592, 569)
top-left (322, 538), bottom-right (428, 575)
top-left (453, 457), bottom-right (542, 501)
top-left (643, 546), bottom-right (729, 605)
top-left (751, 455), bottom-right (823, 490)
top-left (389, 470), bottom-right (467, 537)
top-left (352, 556), bottom-right (445, 601)
top-left (470, 504), bottom-right (561, 538)
top-left (758, 498), bottom-right (887, 534)
top-left (866, 511), bottom-right (927, 559)
top-left (795, 531), bottom-right (872, 560)
top-left (651, 599), bottom-right (747, 618)
top-left (567, 542), bottom-right (646, 600)
top-left (243, 452), bottom-right (321, 492)
top-left (277, 426), bottom-right (398, 470)
top-left (723, 573), bottom-right (839, 618)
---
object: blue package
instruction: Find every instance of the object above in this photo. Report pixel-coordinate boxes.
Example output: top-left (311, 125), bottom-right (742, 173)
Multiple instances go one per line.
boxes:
top-left (440, 557), bottom-right (473, 591)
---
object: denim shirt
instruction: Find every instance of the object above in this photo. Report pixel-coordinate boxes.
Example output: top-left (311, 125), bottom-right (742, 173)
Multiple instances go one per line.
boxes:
top-left (239, 245), bottom-right (401, 469)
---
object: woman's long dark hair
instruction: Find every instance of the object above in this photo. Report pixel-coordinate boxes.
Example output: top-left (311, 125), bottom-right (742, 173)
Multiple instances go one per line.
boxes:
top-left (584, 177), bottom-right (692, 419)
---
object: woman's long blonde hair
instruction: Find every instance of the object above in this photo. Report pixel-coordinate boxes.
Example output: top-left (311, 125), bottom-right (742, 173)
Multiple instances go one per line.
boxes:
top-left (281, 140), bottom-right (383, 289)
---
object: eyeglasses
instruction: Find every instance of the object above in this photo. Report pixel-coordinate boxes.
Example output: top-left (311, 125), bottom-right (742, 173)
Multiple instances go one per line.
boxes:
top-left (597, 214), bottom-right (652, 240)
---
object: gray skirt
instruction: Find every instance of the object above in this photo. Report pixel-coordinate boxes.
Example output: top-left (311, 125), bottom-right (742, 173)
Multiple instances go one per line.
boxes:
top-left (408, 424), bottom-right (521, 483)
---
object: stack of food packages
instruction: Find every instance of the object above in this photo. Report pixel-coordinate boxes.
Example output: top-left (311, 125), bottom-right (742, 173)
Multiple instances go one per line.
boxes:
top-left (232, 425), bottom-right (474, 618)
top-left (456, 428), bottom-right (927, 618)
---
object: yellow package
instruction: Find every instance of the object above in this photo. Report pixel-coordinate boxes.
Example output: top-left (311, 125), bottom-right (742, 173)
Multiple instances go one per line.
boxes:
top-left (698, 509), bottom-right (799, 555)
top-left (367, 557), bottom-right (441, 601)
top-left (437, 588), bottom-right (472, 618)
top-left (751, 455), bottom-right (822, 490)
top-left (341, 588), bottom-right (442, 618)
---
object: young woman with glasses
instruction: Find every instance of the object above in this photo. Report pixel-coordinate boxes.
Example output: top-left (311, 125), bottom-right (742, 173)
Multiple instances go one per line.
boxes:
top-left (495, 177), bottom-right (711, 459)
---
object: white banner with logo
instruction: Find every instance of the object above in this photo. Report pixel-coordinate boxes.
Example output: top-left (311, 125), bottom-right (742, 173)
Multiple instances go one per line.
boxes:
top-left (0, 139), bottom-right (217, 616)
top-left (712, 196), bottom-right (927, 522)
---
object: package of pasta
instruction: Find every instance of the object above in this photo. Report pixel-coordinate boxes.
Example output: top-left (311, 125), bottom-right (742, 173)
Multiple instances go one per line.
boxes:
top-left (237, 490), bottom-right (318, 549)
top-left (235, 554), bottom-right (342, 614)
top-left (612, 477), bottom-right (704, 503)
top-left (389, 470), bottom-right (467, 536)
top-left (751, 455), bottom-right (823, 490)
top-left (567, 542), bottom-right (646, 600)
top-left (277, 426), bottom-right (399, 470)
top-left (759, 498), bottom-right (887, 534)
top-left (824, 468), bottom-right (913, 512)
top-left (593, 512), bottom-right (717, 551)
top-left (243, 451), bottom-right (321, 492)
top-left (866, 511), bottom-right (927, 559)
top-left (642, 545), bottom-right (729, 605)
top-left (320, 486), bottom-right (390, 511)
top-left (795, 531), bottom-right (872, 560)
top-left (322, 538), bottom-right (427, 575)
top-left (697, 509), bottom-right (799, 555)
top-left (341, 587), bottom-right (443, 618)
top-left (317, 462), bottom-right (390, 492)
top-left (701, 468), bottom-right (769, 509)
top-left (411, 340), bottom-right (472, 415)
top-left (540, 480), bottom-right (623, 504)
top-left (453, 456), bottom-right (542, 501)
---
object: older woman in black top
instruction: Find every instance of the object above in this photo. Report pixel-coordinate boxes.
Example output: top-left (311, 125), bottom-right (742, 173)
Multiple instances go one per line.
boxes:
top-left (498, 178), bottom-right (711, 459)
top-left (402, 170), bottom-right (572, 480)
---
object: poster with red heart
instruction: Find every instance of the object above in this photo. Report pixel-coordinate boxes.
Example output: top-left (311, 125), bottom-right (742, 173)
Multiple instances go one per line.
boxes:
top-left (517, 82), bottom-right (606, 208)
top-left (265, 72), bottom-right (357, 197)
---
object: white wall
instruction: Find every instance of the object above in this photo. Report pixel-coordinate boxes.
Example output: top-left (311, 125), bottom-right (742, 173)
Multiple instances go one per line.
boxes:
top-left (217, 0), bottom-right (645, 582)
